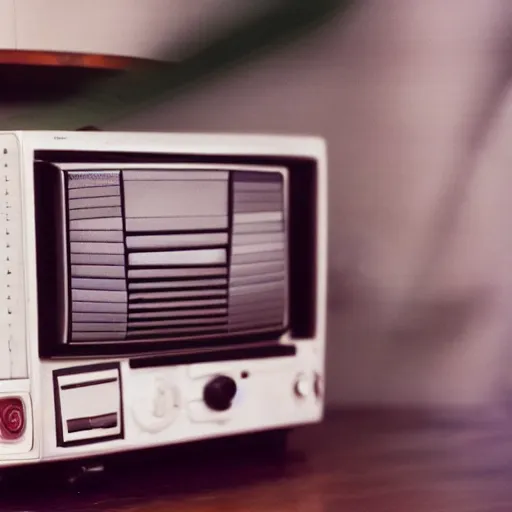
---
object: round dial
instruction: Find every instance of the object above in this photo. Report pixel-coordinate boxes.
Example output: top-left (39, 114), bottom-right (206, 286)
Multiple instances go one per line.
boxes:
top-left (203, 375), bottom-right (237, 412)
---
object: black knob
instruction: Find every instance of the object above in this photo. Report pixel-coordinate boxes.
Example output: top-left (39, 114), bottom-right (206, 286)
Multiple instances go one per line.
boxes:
top-left (203, 375), bottom-right (237, 411)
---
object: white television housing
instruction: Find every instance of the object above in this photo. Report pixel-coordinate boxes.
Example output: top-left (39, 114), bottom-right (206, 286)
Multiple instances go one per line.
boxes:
top-left (0, 131), bottom-right (327, 468)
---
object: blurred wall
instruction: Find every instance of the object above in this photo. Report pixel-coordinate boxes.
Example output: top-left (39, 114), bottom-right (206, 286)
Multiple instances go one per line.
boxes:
top-left (106, 0), bottom-right (512, 409)
top-left (0, 0), bottom-right (265, 60)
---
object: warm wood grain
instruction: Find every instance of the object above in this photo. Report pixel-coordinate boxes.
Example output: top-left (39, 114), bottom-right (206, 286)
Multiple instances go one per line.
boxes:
top-left (1, 409), bottom-right (510, 511)
top-left (0, 50), bottom-right (153, 70)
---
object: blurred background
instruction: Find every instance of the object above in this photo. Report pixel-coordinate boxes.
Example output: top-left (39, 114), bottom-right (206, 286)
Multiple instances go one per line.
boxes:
top-left (2, 0), bottom-right (512, 413)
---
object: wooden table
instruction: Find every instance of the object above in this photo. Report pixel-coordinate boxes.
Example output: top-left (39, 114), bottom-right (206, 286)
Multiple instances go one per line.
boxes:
top-left (2, 409), bottom-right (511, 511)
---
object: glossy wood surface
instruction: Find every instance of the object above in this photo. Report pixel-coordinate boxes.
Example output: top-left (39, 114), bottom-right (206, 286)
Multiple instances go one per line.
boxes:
top-left (0, 50), bottom-right (150, 69)
top-left (1, 409), bottom-right (510, 511)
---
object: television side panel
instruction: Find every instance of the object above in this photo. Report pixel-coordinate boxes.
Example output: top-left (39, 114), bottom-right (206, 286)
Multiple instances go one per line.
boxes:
top-left (0, 133), bottom-right (28, 380)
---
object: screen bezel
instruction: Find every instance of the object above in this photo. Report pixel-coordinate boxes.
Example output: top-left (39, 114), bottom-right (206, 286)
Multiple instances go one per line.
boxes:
top-left (33, 150), bottom-right (317, 359)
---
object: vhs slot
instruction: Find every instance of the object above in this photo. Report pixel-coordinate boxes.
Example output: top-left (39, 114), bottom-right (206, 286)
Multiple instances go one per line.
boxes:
top-left (128, 278), bottom-right (227, 290)
top-left (129, 249), bottom-right (226, 267)
top-left (129, 307), bottom-right (227, 320)
top-left (234, 212), bottom-right (283, 224)
top-left (71, 265), bottom-right (126, 279)
top-left (71, 242), bottom-right (125, 255)
top-left (128, 317), bottom-right (227, 329)
top-left (129, 344), bottom-right (296, 369)
top-left (126, 232), bottom-right (228, 250)
top-left (71, 277), bottom-right (126, 291)
top-left (68, 206), bottom-right (122, 221)
top-left (72, 312), bottom-right (128, 323)
top-left (128, 267), bottom-right (227, 279)
top-left (233, 221), bottom-right (283, 234)
top-left (67, 413), bottom-right (118, 433)
top-left (229, 271), bottom-right (285, 287)
top-left (129, 289), bottom-right (227, 301)
top-left (68, 195), bottom-right (121, 210)
top-left (231, 251), bottom-right (284, 265)
top-left (72, 289), bottom-right (127, 303)
top-left (230, 261), bottom-right (285, 277)
top-left (70, 253), bottom-right (125, 266)
top-left (123, 170), bottom-right (229, 181)
top-left (124, 180), bottom-right (228, 218)
top-left (72, 301), bottom-right (127, 313)
top-left (232, 232), bottom-right (284, 246)
top-left (128, 298), bottom-right (227, 310)
top-left (125, 216), bottom-right (228, 233)
top-left (70, 218), bottom-right (123, 231)
top-left (69, 230), bottom-right (124, 243)
top-left (234, 201), bottom-right (283, 214)
top-left (60, 378), bottom-right (119, 391)
top-left (68, 185), bottom-right (121, 199)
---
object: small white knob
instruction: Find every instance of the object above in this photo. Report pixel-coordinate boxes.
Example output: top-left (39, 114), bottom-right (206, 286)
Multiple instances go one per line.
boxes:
top-left (294, 375), bottom-right (310, 398)
top-left (314, 373), bottom-right (324, 399)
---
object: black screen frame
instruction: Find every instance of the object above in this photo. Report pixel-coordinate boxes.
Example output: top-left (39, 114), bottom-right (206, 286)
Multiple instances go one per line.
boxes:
top-left (34, 150), bottom-right (318, 359)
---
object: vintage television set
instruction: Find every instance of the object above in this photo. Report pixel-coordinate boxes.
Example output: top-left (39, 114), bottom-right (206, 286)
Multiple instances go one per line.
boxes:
top-left (0, 131), bottom-right (327, 468)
